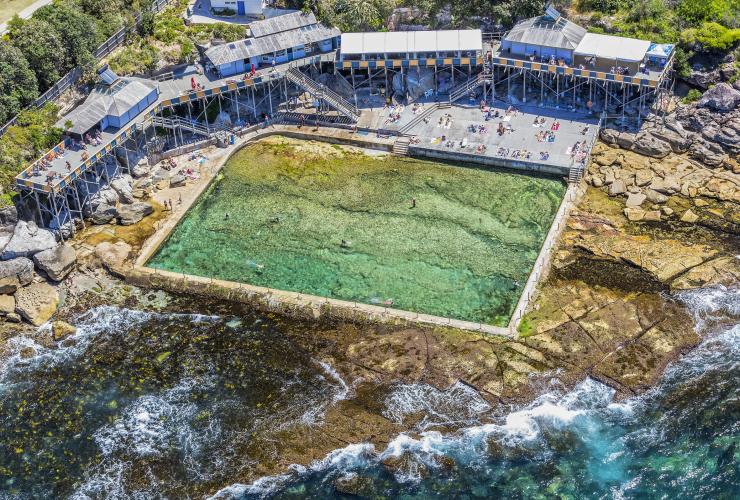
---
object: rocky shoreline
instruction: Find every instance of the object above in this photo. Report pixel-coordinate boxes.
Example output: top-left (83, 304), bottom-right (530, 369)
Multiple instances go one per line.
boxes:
top-left (0, 121), bottom-right (737, 487)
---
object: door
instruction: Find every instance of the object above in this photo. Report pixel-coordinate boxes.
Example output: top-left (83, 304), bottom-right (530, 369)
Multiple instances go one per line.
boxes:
top-left (237, 1), bottom-right (245, 15)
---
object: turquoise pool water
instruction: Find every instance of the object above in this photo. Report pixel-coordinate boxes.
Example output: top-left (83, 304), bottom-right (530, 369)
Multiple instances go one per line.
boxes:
top-left (148, 139), bottom-right (566, 325)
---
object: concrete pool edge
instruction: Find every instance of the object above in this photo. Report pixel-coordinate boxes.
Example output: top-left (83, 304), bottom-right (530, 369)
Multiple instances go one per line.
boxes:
top-left (132, 124), bottom-right (575, 337)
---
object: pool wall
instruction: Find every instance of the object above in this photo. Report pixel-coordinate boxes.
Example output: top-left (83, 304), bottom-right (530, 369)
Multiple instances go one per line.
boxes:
top-left (132, 124), bottom-right (578, 336)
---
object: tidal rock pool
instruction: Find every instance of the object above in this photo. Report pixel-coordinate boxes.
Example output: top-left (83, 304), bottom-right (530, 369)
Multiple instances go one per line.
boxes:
top-left (148, 138), bottom-right (565, 325)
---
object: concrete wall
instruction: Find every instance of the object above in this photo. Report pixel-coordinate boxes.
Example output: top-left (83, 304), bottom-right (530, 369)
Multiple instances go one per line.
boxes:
top-left (409, 146), bottom-right (570, 177)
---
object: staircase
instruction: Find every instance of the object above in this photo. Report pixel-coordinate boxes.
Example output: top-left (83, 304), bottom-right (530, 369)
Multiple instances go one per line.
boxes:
top-left (448, 72), bottom-right (490, 104)
top-left (392, 137), bottom-right (410, 156)
top-left (398, 103), bottom-right (439, 135)
top-left (568, 164), bottom-right (585, 184)
top-left (151, 116), bottom-right (224, 137)
top-left (286, 67), bottom-right (360, 122)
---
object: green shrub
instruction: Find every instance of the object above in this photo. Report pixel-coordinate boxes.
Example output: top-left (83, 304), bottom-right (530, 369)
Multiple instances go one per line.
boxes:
top-left (682, 88), bottom-right (703, 103)
top-left (517, 316), bottom-right (534, 337)
top-left (0, 104), bottom-right (61, 191)
top-left (681, 22), bottom-right (740, 52)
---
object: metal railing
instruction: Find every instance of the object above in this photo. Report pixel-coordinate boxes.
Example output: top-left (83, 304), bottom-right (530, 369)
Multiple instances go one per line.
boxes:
top-left (0, 0), bottom-right (176, 138)
top-left (286, 67), bottom-right (360, 122)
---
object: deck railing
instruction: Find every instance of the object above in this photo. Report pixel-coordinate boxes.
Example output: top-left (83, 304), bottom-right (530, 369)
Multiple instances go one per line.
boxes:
top-left (0, 0), bottom-right (176, 138)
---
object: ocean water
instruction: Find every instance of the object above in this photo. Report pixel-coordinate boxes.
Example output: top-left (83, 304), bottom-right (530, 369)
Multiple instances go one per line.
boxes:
top-left (0, 286), bottom-right (736, 498)
top-left (148, 139), bottom-right (566, 325)
top-left (216, 287), bottom-right (740, 499)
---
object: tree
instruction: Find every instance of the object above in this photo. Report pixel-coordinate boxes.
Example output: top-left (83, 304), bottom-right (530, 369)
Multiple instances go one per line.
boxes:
top-left (8, 18), bottom-right (68, 90)
top-left (0, 42), bottom-right (39, 125)
top-left (35, 1), bottom-right (100, 69)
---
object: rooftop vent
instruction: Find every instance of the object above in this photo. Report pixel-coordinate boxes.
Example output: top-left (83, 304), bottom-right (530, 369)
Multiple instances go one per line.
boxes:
top-left (544, 3), bottom-right (561, 21)
top-left (97, 65), bottom-right (119, 85)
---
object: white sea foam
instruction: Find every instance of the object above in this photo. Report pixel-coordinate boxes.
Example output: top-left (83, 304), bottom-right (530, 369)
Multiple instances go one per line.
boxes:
top-left (675, 284), bottom-right (740, 330)
top-left (383, 381), bottom-right (492, 430)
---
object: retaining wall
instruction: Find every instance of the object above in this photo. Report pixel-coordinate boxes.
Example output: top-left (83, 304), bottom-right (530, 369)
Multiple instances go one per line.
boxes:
top-left (132, 124), bottom-right (574, 337)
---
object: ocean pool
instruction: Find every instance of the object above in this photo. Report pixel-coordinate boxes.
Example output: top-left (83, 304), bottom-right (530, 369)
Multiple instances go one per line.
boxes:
top-left (148, 138), bottom-right (566, 326)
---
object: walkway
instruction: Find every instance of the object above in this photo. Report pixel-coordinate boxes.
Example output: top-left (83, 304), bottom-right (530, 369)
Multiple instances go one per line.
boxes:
top-left (0, 0), bottom-right (52, 34)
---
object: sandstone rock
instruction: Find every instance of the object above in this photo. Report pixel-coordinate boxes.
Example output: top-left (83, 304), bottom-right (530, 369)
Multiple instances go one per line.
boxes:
top-left (649, 128), bottom-right (691, 154)
top-left (662, 207), bottom-right (674, 216)
top-left (643, 210), bottom-right (661, 222)
top-left (111, 175), bottom-right (135, 204)
top-left (33, 243), bottom-right (77, 281)
top-left (14, 282), bottom-right (59, 326)
top-left (697, 82), bottom-right (740, 112)
top-left (689, 141), bottom-right (727, 167)
top-left (591, 175), bottom-right (604, 187)
top-left (334, 474), bottom-right (374, 497)
top-left (117, 202), bottom-right (153, 225)
top-left (623, 207), bottom-right (645, 221)
top-left (132, 164), bottom-right (149, 178)
top-left (0, 230), bottom-right (12, 254)
top-left (632, 132), bottom-right (672, 158)
top-left (1, 221), bottom-right (57, 260)
top-left (90, 203), bottom-right (118, 225)
top-left (132, 188), bottom-right (146, 199)
top-left (51, 320), bottom-right (77, 340)
top-left (0, 257), bottom-right (34, 294)
top-left (671, 256), bottom-right (740, 290)
top-left (94, 241), bottom-right (132, 274)
top-left (594, 148), bottom-right (621, 166)
top-left (95, 188), bottom-right (119, 207)
top-left (169, 174), bottom-right (187, 188)
top-left (151, 168), bottom-right (170, 185)
top-left (694, 199), bottom-right (709, 207)
top-left (134, 177), bottom-right (152, 189)
top-left (645, 189), bottom-right (668, 204)
top-left (634, 170), bottom-right (653, 187)
top-left (681, 209), bottom-right (699, 223)
top-left (608, 179), bottom-right (626, 196)
top-left (0, 205), bottom-right (18, 228)
top-left (0, 294), bottom-right (15, 315)
top-left (651, 175), bottom-right (680, 194)
top-left (604, 170), bottom-right (616, 185)
top-left (625, 192), bottom-right (646, 208)
top-left (5, 312), bottom-right (21, 323)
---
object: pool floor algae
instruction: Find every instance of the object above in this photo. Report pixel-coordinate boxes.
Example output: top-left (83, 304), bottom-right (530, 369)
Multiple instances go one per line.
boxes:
top-left (148, 138), bottom-right (566, 326)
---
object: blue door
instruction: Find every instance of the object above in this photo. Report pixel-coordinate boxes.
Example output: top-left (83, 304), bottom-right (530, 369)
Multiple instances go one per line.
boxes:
top-left (237, 1), bottom-right (245, 14)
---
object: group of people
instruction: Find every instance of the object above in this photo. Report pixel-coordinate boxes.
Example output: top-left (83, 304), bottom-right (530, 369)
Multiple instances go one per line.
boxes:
top-left (569, 140), bottom-right (590, 164)
top-left (437, 113), bottom-right (454, 129)
top-left (84, 130), bottom-right (103, 147)
top-left (383, 104), bottom-right (405, 124)
top-left (610, 66), bottom-right (632, 76)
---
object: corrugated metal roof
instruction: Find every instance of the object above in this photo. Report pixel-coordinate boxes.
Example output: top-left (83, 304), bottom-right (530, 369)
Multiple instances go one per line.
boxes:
top-left (574, 33), bottom-right (651, 62)
top-left (503, 15), bottom-right (586, 50)
top-left (206, 24), bottom-right (340, 66)
top-left (340, 30), bottom-right (482, 55)
top-left (59, 78), bottom-right (158, 134)
top-left (249, 11), bottom-right (317, 38)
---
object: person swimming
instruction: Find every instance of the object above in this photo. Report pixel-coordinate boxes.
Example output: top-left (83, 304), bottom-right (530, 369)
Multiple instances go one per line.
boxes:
top-left (340, 239), bottom-right (351, 248)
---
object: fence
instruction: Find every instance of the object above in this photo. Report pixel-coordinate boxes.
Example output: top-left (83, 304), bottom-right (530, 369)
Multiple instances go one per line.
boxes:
top-left (0, 0), bottom-right (176, 138)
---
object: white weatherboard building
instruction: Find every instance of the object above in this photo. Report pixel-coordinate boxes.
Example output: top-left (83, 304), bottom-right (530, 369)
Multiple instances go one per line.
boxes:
top-left (339, 30), bottom-right (482, 60)
top-left (205, 11), bottom-right (340, 77)
top-left (210, 0), bottom-right (265, 16)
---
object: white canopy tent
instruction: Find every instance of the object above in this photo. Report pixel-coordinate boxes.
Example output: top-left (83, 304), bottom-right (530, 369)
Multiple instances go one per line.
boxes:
top-left (574, 33), bottom-right (651, 63)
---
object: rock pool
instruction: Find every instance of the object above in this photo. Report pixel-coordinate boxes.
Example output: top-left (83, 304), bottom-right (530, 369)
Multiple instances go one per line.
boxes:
top-left (148, 138), bottom-right (566, 326)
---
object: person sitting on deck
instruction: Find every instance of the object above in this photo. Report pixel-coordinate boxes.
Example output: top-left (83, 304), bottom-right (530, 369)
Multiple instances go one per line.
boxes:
top-left (65, 161), bottom-right (72, 171)
top-left (81, 151), bottom-right (89, 161)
